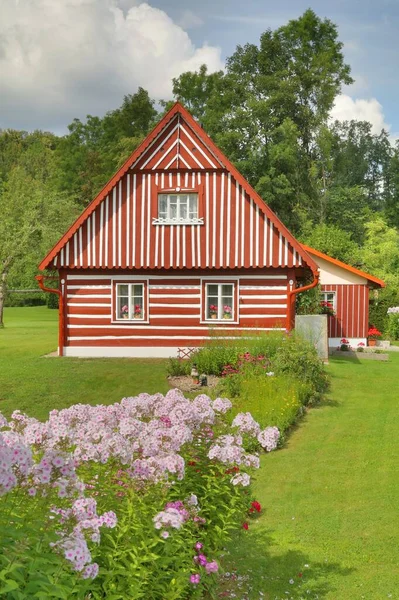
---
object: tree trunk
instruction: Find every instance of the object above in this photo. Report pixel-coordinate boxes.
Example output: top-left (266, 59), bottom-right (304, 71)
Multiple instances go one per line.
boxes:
top-left (0, 259), bottom-right (12, 328)
top-left (0, 271), bottom-right (7, 328)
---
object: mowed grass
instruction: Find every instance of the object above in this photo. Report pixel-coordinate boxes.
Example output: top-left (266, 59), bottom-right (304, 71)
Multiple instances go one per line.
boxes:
top-left (226, 353), bottom-right (399, 599)
top-left (0, 307), bottom-right (169, 420)
top-left (3, 309), bottom-right (399, 598)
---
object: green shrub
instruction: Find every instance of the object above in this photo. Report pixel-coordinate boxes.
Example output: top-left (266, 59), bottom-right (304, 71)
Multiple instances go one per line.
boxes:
top-left (271, 334), bottom-right (329, 403)
top-left (47, 292), bottom-right (59, 309)
top-left (166, 358), bottom-right (191, 377)
top-left (386, 312), bottom-right (399, 341)
top-left (230, 375), bottom-right (304, 436)
top-left (4, 292), bottom-right (46, 307)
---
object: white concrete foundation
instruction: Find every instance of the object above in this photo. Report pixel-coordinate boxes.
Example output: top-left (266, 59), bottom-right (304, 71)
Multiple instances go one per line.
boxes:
top-left (63, 346), bottom-right (182, 358)
top-left (329, 337), bottom-right (367, 349)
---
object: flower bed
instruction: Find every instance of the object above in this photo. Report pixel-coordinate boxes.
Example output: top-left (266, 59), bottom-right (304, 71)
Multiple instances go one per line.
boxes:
top-left (0, 391), bottom-right (279, 599)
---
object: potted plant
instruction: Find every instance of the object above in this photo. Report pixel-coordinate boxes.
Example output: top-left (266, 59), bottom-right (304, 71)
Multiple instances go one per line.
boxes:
top-left (133, 304), bottom-right (142, 319)
top-left (121, 304), bottom-right (129, 319)
top-left (223, 305), bottom-right (232, 319)
top-left (320, 300), bottom-right (335, 316)
top-left (340, 338), bottom-right (350, 351)
top-left (357, 342), bottom-right (365, 353)
top-left (367, 326), bottom-right (382, 347)
top-left (209, 305), bottom-right (218, 319)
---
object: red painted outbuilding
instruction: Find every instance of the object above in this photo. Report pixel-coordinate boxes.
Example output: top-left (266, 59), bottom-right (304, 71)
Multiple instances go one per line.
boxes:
top-left (38, 102), bottom-right (321, 357)
top-left (301, 245), bottom-right (385, 347)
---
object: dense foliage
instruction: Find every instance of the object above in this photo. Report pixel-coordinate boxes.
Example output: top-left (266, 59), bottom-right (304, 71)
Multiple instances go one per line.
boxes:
top-left (1, 9), bottom-right (399, 336)
top-left (0, 391), bottom-right (280, 599)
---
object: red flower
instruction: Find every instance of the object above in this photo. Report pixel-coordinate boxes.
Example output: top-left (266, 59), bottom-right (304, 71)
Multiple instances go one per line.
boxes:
top-left (242, 522), bottom-right (249, 530)
top-left (250, 500), bottom-right (261, 513)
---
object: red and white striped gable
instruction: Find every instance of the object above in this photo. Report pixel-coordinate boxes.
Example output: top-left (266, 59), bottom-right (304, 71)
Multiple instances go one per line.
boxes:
top-left (39, 103), bottom-right (317, 274)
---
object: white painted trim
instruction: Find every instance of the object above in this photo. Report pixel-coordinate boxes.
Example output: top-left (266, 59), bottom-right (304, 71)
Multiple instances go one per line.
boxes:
top-left (68, 324), bottom-right (279, 331)
top-left (69, 273), bottom-right (287, 282)
top-left (67, 294), bottom-right (111, 299)
top-left (126, 174), bottom-right (130, 267)
top-left (112, 187), bottom-right (116, 266)
top-left (241, 304), bottom-right (287, 309)
top-left (105, 195), bottom-right (109, 268)
top-left (132, 175), bottom-right (136, 266)
top-left (68, 285), bottom-right (111, 290)
top-left (150, 294), bottom-right (200, 298)
top-left (99, 202), bottom-right (104, 268)
top-left (149, 303), bottom-right (200, 308)
top-left (137, 122), bottom-right (179, 169)
top-left (240, 294), bottom-right (286, 299)
top-left (180, 124), bottom-right (218, 168)
top-left (68, 303), bottom-right (110, 307)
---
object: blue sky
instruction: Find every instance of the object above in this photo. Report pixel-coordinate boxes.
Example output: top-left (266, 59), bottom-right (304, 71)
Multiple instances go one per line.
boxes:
top-left (0, 0), bottom-right (397, 136)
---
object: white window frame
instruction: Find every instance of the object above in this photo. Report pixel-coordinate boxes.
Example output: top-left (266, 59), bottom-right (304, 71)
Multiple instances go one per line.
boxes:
top-left (153, 192), bottom-right (203, 225)
top-left (114, 282), bottom-right (147, 322)
top-left (203, 281), bottom-right (237, 323)
top-left (321, 291), bottom-right (336, 312)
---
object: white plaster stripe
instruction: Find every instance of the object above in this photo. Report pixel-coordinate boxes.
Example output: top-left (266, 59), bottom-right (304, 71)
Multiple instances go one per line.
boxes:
top-left (147, 174), bottom-right (151, 266)
top-left (241, 304), bottom-right (287, 309)
top-left (191, 225), bottom-right (195, 267)
top-left (60, 247), bottom-right (64, 267)
top-left (87, 219), bottom-right (91, 267)
top-left (176, 225), bottom-right (180, 267)
top-left (178, 155), bottom-right (191, 169)
top-left (161, 173), bottom-right (165, 188)
top-left (197, 172), bottom-right (201, 184)
top-left (177, 173), bottom-right (181, 187)
top-left (284, 238), bottom-right (289, 267)
top-left (269, 220), bottom-right (273, 265)
top-left (164, 152), bottom-right (179, 170)
top-left (206, 172), bottom-right (210, 267)
top-left (191, 172), bottom-right (195, 187)
top-left (150, 294), bottom-right (200, 299)
top-left (240, 294), bottom-right (287, 300)
top-left (263, 216), bottom-right (267, 266)
top-left (79, 227), bottom-right (83, 267)
top-left (112, 188), bottom-right (116, 266)
top-left (255, 204), bottom-right (259, 267)
top-left (154, 225), bottom-right (159, 268)
top-left (140, 174), bottom-right (145, 266)
top-left (220, 172), bottom-right (225, 267)
top-left (74, 233), bottom-right (78, 267)
top-left (161, 226), bottom-right (165, 267)
top-left (235, 183), bottom-right (239, 267)
top-left (149, 303), bottom-right (201, 308)
top-left (180, 124), bottom-right (217, 168)
top-left (197, 221), bottom-right (201, 266)
top-left (68, 303), bottom-right (110, 308)
top-left (170, 221), bottom-right (174, 266)
top-left (68, 325), bottom-right (269, 331)
top-left (118, 181), bottom-right (122, 267)
top-left (67, 285), bottom-right (111, 289)
top-left (182, 225), bottom-right (186, 267)
top-left (126, 174), bottom-right (130, 267)
top-left (278, 232), bottom-right (282, 266)
top-left (226, 173), bottom-right (231, 267)
top-left (169, 173), bottom-right (173, 187)
top-left (99, 203), bottom-right (104, 267)
top-left (66, 242), bottom-right (70, 266)
top-left (241, 187), bottom-right (245, 267)
top-left (249, 198), bottom-right (253, 266)
top-left (138, 121), bottom-right (179, 168)
top-left (132, 176), bottom-right (136, 266)
top-left (92, 213), bottom-right (96, 266)
top-left (212, 173), bottom-right (216, 267)
top-left (67, 294), bottom-right (110, 299)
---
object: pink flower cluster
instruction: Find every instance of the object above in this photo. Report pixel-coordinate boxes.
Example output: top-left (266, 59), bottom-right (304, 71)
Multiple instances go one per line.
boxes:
top-left (257, 426), bottom-right (280, 452)
top-left (190, 541), bottom-right (219, 584)
top-left (153, 498), bottom-right (204, 536)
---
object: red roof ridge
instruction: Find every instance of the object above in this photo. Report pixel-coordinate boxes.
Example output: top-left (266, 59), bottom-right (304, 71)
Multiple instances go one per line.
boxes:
top-left (39, 102), bottom-right (318, 273)
top-left (300, 244), bottom-right (385, 287)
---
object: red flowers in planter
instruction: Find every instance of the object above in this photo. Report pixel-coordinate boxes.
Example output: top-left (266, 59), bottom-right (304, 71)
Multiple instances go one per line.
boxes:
top-left (367, 326), bottom-right (382, 339)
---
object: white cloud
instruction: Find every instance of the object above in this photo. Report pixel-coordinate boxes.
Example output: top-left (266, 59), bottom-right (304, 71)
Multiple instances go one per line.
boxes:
top-left (178, 10), bottom-right (204, 30)
top-left (330, 94), bottom-right (390, 135)
top-left (0, 0), bottom-right (223, 132)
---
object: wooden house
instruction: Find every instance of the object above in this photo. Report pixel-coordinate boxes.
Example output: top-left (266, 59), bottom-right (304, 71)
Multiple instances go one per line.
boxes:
top-left (37, 102), bottom-right (321, 357)
top-left (301, 245), bottom-right (385, 348)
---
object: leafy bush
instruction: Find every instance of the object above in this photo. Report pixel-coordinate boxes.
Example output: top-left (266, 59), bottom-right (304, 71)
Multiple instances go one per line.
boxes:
top-left (272, 334), bottom-right (329, 403)
top-left (386, 308), bottom-right (399, 341)
top-left (4, 292), bottom-right (46, 307)
top-left (0, 392), bottom-right (279, 599)
top-left (166, 357), bottom-right (191, 377)
top-left (47, 292), bottom-right (59, 309)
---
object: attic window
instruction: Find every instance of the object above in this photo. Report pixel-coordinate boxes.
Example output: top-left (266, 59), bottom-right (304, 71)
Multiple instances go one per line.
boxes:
top-left (152, 193), bottom-right (203, 225)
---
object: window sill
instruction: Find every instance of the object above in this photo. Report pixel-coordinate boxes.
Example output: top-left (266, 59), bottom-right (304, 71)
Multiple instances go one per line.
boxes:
top-left (152, 218), bottom-right (204, 225)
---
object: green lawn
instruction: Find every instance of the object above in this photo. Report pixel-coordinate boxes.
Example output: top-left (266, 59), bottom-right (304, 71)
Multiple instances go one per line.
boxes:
top-left (225, 353), bottom-right (399, 599)
top-left (2, 308), bottom-right (399, 599)
top-left (0, 307), bottom-right (169, 420)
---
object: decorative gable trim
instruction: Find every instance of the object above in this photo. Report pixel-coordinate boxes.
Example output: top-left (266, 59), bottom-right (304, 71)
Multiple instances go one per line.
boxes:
top-left (39, 103), bottom-right (318, 274)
